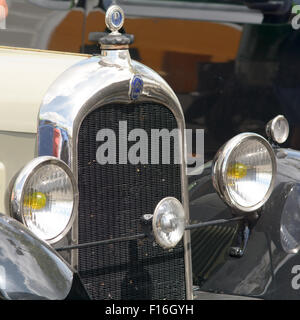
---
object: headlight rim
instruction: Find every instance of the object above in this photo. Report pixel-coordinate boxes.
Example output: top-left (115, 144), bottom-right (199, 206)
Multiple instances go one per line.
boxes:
top-left (10, 156), bottom-right (78, 244)
top-left (212, 132), bottom-right (277, 213)
top-left (152, 196), bottom-right (185, 250)
top-left (266, 114), bottom-right (289, 145)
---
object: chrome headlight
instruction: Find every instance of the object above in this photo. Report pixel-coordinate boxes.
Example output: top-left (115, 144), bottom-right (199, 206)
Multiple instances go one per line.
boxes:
top-left (152, 197), bottom-right (185, 249)
top-left (212, 133), bottom-right (276, 212)
top-left (11, 156), bottom-right (78, 244)
top-left (266, 115), bottom-right (289, 144)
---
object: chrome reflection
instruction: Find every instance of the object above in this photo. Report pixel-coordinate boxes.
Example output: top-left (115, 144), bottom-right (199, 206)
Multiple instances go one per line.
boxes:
top-left (37, 48), bottom-right (192, 297)
top-left (280, 184), bottom-right (300, 254)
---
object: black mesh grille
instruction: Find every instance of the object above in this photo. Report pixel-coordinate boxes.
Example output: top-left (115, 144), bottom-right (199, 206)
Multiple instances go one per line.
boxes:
top-left (77, 102), bottom-right (185, 300)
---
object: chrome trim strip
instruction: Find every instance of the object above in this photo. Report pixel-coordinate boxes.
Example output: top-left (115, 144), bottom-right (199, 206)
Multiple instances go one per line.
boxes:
top-left (194, 290), bottom-right (261, 300)
top-left (38, 49), bottom-right (193, 299)
top-left (28, 0), bottom-right (73, 10)
top-left (117, 0), bottom-right (263, 24)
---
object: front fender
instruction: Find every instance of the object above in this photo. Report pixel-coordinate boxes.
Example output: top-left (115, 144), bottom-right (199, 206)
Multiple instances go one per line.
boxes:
top-left (189, 148), bottom-right (300, 299)
top-left (0, 213), bottom-right (86, 300)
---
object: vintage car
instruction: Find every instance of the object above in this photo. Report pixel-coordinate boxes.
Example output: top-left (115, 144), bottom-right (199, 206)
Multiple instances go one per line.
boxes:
top-left (0, 0), bottom-right (300, 300)
top-left (0, 4), bottom-right (195, 300)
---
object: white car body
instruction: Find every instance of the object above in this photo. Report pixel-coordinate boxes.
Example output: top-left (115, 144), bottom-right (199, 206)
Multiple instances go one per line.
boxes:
top-left (0, 46), bottom-right (89, 213)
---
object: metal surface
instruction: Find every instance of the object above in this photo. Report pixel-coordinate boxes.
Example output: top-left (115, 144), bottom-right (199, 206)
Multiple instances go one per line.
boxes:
top-left (265, 115), bottom-right (290, 145)
top-left (212, 132), bottom-right (277, 212)
top-left (10, 156), bottom-right (79, 244)
top-left (105, 4), bottom-right (125, 32)
top-left (185, 216), bottom-right (245, 230)
top-left (76, 102), bottom-right (185, 300)
top-left (0, 213), bottom-right (73, 300)
top-left (189, 147), bottom-right (300, 299)
top-left (152, 197), bottom-right (185, 250)
top-left (279, 183), bottom-right (300, 254)
top-left (99, 4), bottom-right (132, 48)
top-left (38, 48), bottom-right (192, 298)
top-left (117, 0), bottom-right (263, 24)
top-left (194, 290), bottom-right (261, 300)
top-left (56, 234), bottom-right (146, 252)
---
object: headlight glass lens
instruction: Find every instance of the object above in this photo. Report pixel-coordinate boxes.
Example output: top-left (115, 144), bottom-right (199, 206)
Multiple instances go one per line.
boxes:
top-left (213, 133), bottom-right (276, 212)
top-left (23, 164), bottom-right (74, 241)
top-left (273, 116), bottom-right (289, 144)
top-left (152, 197), bottom-right (185, 249)
top-left (225, 139), bottom-right (273, 208)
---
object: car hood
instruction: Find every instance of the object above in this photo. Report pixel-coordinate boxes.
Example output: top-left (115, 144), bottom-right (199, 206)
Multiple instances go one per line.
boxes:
top-left (0, 213), bottom-right (74, 300)
top-left (0, 47), bottom-right (89, 133)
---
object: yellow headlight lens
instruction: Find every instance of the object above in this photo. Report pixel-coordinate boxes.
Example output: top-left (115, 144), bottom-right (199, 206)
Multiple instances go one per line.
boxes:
top-left (24, 192), bottom-right (47, 210)
top-left (227, 163), bottom-right (247, 179)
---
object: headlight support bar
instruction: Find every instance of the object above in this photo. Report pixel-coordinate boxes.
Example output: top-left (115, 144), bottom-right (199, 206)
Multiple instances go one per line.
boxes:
top-left (185, 216), bottom-right (245, 231)
top-left (56, 233), bottom-right (147, 252)
top-left (56, 215), bottom-right (246, 252)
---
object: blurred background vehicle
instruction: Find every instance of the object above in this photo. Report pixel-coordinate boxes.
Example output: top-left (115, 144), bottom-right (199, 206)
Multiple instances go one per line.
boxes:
top-left (2, 0), bottom-right (299, 161)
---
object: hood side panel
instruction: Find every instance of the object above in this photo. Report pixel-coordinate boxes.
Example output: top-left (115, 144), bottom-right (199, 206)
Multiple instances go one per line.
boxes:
top-left (0, 47), bottom-right (88, 133)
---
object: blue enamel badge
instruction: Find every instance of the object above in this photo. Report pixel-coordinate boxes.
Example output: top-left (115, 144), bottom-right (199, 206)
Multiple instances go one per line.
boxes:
top-left (111, 10), bottom-right (123, 29)
top-left (105, 5), bottom-right (125, 32)
top-left (130, 75), bottom-right (143, 100)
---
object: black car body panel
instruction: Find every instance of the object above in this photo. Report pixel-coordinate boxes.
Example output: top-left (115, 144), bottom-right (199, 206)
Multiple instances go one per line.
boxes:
top-left (190, 149), bottom-right (300, 299)
top-left (0, 213), bottom-right (88, 300)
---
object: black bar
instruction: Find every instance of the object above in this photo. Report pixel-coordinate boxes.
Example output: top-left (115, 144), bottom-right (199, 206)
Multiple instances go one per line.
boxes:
top-left (56, 217), bottom-right (245, 252)
top-left (185, 216), bottom-right (244, 230)
top-left (56, 233), bottom-right (146, 252)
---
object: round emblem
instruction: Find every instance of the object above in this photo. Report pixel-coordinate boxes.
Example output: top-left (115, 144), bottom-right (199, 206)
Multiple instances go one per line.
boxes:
top-left (105, 5), bottom-right (124, 32)
top-left (130, 75), bottom-right (144, 100)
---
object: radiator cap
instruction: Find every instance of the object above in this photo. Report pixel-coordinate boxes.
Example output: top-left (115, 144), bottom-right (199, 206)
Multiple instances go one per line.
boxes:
top-left (99, 4), bottom-right (134, 48)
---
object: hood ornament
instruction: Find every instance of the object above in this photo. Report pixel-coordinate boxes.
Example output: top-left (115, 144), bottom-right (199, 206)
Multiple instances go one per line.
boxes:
top-left (99, 4), bottom-right (134, 49)
top-left (99, 4), bottom-right (143, 100)
top-left (105, 5), bottom-right (125, 33)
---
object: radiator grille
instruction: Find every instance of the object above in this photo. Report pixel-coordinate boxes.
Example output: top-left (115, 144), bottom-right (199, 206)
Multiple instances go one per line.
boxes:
top-left (77, 102), bottom-right (185, 300)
